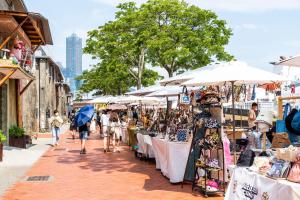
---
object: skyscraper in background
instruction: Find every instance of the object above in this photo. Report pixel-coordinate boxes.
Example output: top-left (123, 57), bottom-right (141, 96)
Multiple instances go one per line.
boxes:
top-left (66, 33), bottom-right (82, 92)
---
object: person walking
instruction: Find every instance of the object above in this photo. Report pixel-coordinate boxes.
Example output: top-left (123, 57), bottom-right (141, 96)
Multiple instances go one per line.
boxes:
top-left (109, 112), bottom-right (121, 153)
top-left (79, 121), bottom-right (90, 154)
top-left (49, 110), bottom-right (63, 146)
top-left (101, 110), bottom-right (111, 152)
top-left (96, 111), bottom-right (102, 137)
top-left (90, 115), bottom-right (97, 135)
top-left (69, 110), bottom-right (77, 139)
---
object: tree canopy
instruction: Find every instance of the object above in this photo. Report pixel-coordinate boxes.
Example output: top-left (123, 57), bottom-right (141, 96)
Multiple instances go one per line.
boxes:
top-left (79, 0), bottom-right (233, 95)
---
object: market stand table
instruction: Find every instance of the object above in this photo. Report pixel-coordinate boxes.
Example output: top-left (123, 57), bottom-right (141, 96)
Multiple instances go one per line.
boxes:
top-left (151, 137), bottom-right (191, 183)
top-left (225, 167), bottom-right (300, 200)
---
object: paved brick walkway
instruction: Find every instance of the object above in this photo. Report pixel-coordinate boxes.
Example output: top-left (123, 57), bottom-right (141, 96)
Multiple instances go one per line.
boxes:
top-left (2, 132), bottom-right (223, 200)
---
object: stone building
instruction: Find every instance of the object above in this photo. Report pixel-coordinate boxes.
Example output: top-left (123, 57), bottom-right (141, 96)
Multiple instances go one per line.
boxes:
top-left (0, 0), bottom-right (52, 142)
top-left (24, 48), bottom-right (71, 132)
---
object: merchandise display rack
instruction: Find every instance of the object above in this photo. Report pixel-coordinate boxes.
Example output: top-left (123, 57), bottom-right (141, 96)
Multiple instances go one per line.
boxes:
top-left (192, 103), bottom-right (226, 198)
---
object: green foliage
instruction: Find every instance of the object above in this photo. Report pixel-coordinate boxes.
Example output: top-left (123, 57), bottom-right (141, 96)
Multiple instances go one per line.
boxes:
top-left (140, 0), bottom-right (234, 76)
top-left (82, 0), bottom-right (233, 94)
top-left (0, 130), bottom-right (6, 143)
top-left (9, 125), bottom-right (25, 138)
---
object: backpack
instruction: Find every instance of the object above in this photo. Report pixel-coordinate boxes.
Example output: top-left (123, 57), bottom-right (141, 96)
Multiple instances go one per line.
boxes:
top-left (290, 110), bottom-right (300, 136)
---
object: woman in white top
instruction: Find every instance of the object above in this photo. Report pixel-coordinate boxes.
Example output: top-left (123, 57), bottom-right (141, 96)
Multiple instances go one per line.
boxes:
top-left (49, 110), bottom-right (63, 146)
top-left (90, 116), bottom-right (97, 134)
top-left (109, 112), bottom-right (121, 153)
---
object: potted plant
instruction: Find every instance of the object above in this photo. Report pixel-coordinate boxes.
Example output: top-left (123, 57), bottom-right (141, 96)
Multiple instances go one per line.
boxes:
top-left (9, 125), bottom-right (29, 148)
top-left (0, 130), bottom-right (6, 162)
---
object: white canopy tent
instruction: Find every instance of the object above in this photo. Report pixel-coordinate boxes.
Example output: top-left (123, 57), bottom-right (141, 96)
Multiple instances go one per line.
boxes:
top-left (274, 55), bottom-right (300, 67)
top-left (181, 61), bottom-right (289, 162)
top-left (159, 65), bottom-right (217, 86)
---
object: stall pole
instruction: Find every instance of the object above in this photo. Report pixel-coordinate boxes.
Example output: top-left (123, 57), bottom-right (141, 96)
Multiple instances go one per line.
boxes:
top-left (231, 81), bottom-right (237, 164)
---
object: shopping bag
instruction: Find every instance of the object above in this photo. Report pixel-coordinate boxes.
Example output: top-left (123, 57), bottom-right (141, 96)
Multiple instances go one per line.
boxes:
top-left (179, 86), bottom-right (190, 105)
top-left (276, 103), bottom-right (291, 133)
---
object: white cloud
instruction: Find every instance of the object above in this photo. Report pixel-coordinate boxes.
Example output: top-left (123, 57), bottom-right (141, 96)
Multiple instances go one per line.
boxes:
top-left (91, 0), bottom-right (300, 12)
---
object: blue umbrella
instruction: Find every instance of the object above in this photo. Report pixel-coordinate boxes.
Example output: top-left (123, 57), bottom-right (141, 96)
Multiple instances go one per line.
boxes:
top-left (74, 105), bottom-right (95, 127)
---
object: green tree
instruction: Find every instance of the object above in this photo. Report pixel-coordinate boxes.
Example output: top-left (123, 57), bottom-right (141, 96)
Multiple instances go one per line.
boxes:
top-left (82, 0), bottom-right (233, 95)
top-left (140, 0), bottom-right (233, 77)
top-left (84, 2), bottom-right (160, 91)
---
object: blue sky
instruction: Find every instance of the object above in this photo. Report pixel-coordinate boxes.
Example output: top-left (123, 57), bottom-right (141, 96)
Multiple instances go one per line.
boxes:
top-left (25, 0), bottom-right (300, 77)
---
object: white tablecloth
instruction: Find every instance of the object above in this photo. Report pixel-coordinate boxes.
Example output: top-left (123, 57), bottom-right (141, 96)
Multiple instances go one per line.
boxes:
top-left (225, 167), bottom-right (300, 200)
top-left (151, 137), bottom-right (191, 183)
top-left (136, 133), bottom-right (155, 158)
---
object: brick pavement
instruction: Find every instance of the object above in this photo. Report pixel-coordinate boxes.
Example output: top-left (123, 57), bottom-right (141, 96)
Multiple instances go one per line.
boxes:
top-left (2, 132), bottom-right (223, 200)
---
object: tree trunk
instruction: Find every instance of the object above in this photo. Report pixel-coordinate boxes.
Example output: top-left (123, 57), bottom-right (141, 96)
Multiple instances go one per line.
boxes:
top-left (167, 67), bottom-right (174, 78)
top-left (137, 48), bottom-right (145, 90)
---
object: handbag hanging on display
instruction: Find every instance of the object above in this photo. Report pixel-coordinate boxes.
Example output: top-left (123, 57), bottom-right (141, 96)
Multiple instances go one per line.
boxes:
top-left (180, 86), bottom-right (190, 105)
top-left (287, 155), bottom-right (300, 183)
top-left (276, 103), bottom-right (291, 133)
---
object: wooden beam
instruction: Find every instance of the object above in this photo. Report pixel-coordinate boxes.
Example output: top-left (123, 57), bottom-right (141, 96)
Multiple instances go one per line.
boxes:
top-left (0, 16), bottom-right (29, 50)
top-left (20, 79), bottom-right (34, 95)
top-left (28, 16), bottom-right (45, 45)
top-left (278, 96), bottom-right (300, 101)
top-left (0, 68), bottom-right (17, 87)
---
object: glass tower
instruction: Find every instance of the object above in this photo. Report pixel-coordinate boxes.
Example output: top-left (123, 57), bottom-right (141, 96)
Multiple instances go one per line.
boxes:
top-left (66, 33), bottom-right (82, 92)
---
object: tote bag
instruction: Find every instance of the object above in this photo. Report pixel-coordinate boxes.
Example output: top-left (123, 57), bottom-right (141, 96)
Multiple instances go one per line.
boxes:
top-left (276, 103), bottom-right (291, 133)
top-left (179, 86), bottom-right (190, 105)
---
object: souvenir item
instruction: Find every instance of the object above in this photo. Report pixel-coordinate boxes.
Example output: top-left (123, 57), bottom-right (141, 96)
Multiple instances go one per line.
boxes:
top-left (276, 146), bottom-right (300, 162)
top-left (205, 118), bottom-right (220, 129)
top-left (236, 149), bottom-right (255, 167)
top-left (177, 129), bottom-right (188, 142)
top-left (200, 93), bottom-right (221, 105)
top-left (206, 158), bottom-right (221, 169)
top-left (287, 155), bottom-right (300, 183)
top-left (206, 180), bottom-right (219, 192)
top-left (249, 156), bottom-right (270, 172)
top-left (267, 159), bottom-right (290, 179)
top-left (180, 86), bottom-right (190, 105)
top-left (272, 133), bottom-right (290, 148)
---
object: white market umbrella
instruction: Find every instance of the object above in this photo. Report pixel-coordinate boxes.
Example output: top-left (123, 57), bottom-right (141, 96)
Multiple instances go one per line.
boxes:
top-left (182, 61), bottom-right (289, 87)
top-left (115, 95), bottom-right (162, 104)
top-left (146, 86), bottom-right (190, 97)
top-left (125, 85), bottom-right (163, 96)
top-left (181, 61), bottom-right (289, 162)
top-left (89, 96), bottom-right (114, 104)
top-left (159, 65), bottom-right (217, 86)
top-left (274, 55), bottom-right (300, 67)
